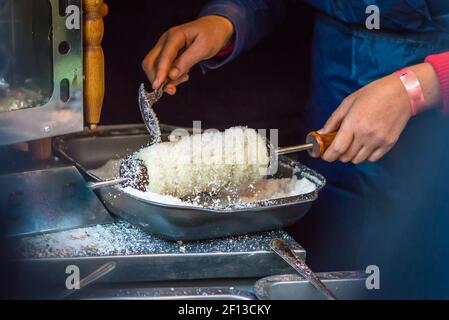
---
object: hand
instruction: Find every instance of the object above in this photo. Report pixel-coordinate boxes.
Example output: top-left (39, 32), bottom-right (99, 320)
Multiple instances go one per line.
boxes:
top-left (318, 63), bottom-right (441, 164)
top-left (142, 15), bottom-right (234, 95)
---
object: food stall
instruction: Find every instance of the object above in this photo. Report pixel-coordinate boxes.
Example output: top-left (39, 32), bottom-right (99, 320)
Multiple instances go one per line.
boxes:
top-left (0, 0), bottom-right (376, 300)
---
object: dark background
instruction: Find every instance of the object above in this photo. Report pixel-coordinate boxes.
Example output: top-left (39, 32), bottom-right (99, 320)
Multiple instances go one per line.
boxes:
top-left (102, 0), bottom-right (315, 147)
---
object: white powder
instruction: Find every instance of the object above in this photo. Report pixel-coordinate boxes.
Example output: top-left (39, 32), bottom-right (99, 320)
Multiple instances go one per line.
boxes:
top-left (290, 177), bottom-right (316, 195)
top-left (122, 186), bottom-right (195, 207)
top-left (121, 176), bottom-right (316, 209)
top-left (18, 220), bottom-right (296, 258)
top-left (235, 176), bottom-right (316, 204)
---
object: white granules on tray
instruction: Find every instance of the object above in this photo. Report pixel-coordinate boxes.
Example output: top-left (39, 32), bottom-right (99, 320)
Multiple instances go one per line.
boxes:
top-left (17, 220), bottom-right (295, 258)
top-left (122, 186), bottom-right (196, 207)
top-left (121, 175), bottom-right (316, 209)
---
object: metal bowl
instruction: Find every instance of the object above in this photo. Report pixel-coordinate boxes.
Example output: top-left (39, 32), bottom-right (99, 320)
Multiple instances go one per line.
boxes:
top-left (54, 124), bottom-right (326, 241)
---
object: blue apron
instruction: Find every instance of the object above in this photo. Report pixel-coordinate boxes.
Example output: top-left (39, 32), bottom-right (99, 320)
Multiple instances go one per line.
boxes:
top-left (293, 0), bottom-right (449, 298)
top-left (200, 0), bottom-right (449, 298)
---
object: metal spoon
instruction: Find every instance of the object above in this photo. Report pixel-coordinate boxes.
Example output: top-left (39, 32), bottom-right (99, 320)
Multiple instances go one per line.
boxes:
top-left (270, 239), bottom-right (338, 300)
top-left (138, 83), bottom-right (166, 145)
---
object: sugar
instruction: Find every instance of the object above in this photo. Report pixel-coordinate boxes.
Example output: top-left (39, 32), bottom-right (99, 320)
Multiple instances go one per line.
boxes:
top-left (16, 220), bottom-right (296, 259)
top-left (120, 175), bottom-right (316, 210)
top-left (290, 177), bottom-right (316, 196)
top-left (122, 187), bottom-right (195, 206)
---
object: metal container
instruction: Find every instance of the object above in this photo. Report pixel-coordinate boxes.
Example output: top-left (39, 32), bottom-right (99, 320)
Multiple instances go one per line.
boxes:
top-left (0, 0), bottom-right (82, 145)
top-left (54, 125), bottom-right (326, 241)
top-left (70, 287), bottom-right (257, 300)
top-left (16, 221), bottom-right (305, 298)
top-left (254, 272), bottom-right (381, 300)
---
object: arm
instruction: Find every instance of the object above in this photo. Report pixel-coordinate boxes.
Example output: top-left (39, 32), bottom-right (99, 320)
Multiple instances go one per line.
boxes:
top-left (425, 52), bottom-right (449, 114)
top-left (318, 51), bottom-right (448, 164)
top-left (199, 0), bottom-right (286, 70)
top-left (142, 0), bottom-right (285, 95)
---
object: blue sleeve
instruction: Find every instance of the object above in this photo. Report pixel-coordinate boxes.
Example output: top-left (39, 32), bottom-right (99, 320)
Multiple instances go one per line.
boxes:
top-left (199, 0), bottom-right (286, 70)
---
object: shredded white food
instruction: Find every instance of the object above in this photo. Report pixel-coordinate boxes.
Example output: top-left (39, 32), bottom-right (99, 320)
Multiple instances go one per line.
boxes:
top-left (136, 127), bottom-right (269, 197)
top-left (89, 127), bottom-right (318, 210)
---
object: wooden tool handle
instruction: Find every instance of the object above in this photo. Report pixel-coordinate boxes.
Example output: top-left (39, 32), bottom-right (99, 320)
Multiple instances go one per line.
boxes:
top-left (29, 138), bottom-right (52, 161)
top-left (306, 131), bottom-right (337, 158)
top-left (83, 0), bottom-right (107, 129)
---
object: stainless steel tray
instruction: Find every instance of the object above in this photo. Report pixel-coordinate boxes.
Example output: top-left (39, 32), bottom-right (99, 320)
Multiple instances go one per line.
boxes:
top-left (54, 125), bottom-right (326, 241)
top-left (254, 272), bottom-right (381, 300)
top-left (16, 220), bottom-right (305, 297)
top-left (70, 286), bottom-right (257, 300)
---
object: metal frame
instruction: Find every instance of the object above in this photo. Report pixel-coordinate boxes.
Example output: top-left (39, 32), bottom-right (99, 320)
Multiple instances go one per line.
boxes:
top-left (0, 0), bottom-right (83, 146)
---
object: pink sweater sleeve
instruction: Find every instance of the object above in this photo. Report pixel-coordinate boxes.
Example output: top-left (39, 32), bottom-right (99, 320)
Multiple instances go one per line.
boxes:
top-left (425, 52), bottom-right (449, 115)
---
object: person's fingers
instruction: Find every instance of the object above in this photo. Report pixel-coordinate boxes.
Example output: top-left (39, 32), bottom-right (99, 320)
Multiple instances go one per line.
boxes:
top-left (169, 67), bottom-right (181, 81)
top-left (368, 148), bottom-right (388, 162)
top-left (172, 41), bottom-right (209, 78)
top-left (322, 129), bottom-right (354, 162)
top-left (170, 73), bottom-right (190, 87)
top-left (142, 42), bottom-right (163, 84)
top-left (142, 34), bottom-right (166, 81)
top-left (163, 74), bottom-right (190, 95)
top-left (319, 96), bottom-right (355, 134)
top-left (164, 84), bottom-right (177, 95)
top-left (351, 146), bottom-right (376, 164)
top-left (168, 47), bottom-right (188, 80)
top-left (153, 31), bottom-right (186, 89)
top-left (339, 139), bottom-right (363, 163)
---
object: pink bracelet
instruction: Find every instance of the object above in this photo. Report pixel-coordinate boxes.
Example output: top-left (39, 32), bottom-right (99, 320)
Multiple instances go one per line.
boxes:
top-left (395, 67), bottom-right (425, 116)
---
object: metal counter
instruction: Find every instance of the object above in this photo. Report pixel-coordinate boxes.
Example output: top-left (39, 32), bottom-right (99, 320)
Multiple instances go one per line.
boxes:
top-left (13, 219), bottom-right (303, 298)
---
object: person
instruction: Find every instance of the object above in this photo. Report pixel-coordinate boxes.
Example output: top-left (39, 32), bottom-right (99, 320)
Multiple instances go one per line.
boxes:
top-left (142, 1), bottom-right (449, 298)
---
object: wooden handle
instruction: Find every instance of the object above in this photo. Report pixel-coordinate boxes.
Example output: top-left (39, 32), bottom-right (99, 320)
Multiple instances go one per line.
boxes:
top-left (83, 0), bottom-right (107, 129)
top-left (29, 138), bottom-right (52, 161)
top-left (306, 131), bottom-right (337, 158)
